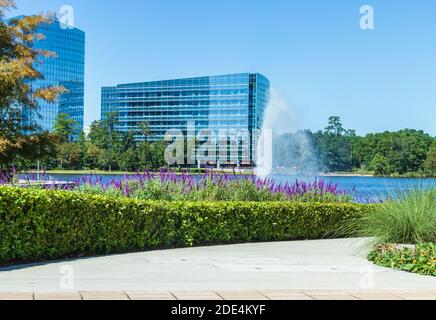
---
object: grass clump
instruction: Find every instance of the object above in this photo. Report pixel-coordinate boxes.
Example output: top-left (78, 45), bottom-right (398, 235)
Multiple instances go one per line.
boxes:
top-left (341, 189), bottom-right (435, 244)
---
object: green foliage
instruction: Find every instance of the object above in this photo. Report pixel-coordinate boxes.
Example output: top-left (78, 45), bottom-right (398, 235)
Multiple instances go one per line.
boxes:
top-left (351, 129), bottom-right (434, 176)
top-left (370, 153), bottom-right (391, 176)
top-left (276, 117), bottom-right (435, 176)
top-left (369, 243), bottom-right (436, 277)
top-left (78, 177), bottom-right (354, 203)
top-left (87, 112), bottom-right (123, 171)
top-left (58, 114), bottom-right (168, 171)
top-left (424, 142), bottom-right (436, 175)
top-left (119, 147), bottom-right (139, 171)
top-left (53, 114), bottom-right (83, 170)
top-left (56, 142), bottom-right (83, 169)
top-left (0, 186), bottom-right (368, 265)
top-left (311, 116), bottom-right (355, 172)
top-left (39, 113), bottom-right (169, 171)
top-left (0, 132), bottom-right (59, 170)
top-left (137, 140), bottom-right (167, 170)
top-left (53, 113), bottom-right (78, 142)
top-left (340, 189), bottom-right (436, 244)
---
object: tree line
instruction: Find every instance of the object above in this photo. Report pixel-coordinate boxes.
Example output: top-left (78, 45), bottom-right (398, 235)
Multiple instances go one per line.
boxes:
top-left (49, 112), bottom-right (167, 171)
top-left (14, 113), bottom-right (435, 177)
top-left (273, 116), bottom-right (436, 176)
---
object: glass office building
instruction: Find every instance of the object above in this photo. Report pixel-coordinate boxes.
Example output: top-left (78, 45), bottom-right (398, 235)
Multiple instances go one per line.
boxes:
top-left (21, 18), bottom-right (85, 133)
top-left (101, 73), bottom-right (270, 165)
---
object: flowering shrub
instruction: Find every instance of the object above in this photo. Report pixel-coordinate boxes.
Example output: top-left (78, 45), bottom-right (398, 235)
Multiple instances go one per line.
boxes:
top-left (3, 169), bottom-right (354, 202)
top-left (71, 170), bottom-right (353, 203)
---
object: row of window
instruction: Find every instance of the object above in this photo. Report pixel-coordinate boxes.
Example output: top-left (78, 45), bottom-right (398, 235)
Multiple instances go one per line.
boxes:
top-left (117, 110), bottom-right (249, 117)
top-left (115, 75), bottom-right (251, 89)
top-left (117, 121), bottom-right (249, 127)
top-left (113, 89), bottom-right (248, 98)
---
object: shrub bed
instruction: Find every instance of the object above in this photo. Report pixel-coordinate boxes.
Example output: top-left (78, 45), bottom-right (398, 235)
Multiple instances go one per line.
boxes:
top-left (369, 243), bottom-right (436, 276)
top-left (0, 187), bottom-right (369, 265)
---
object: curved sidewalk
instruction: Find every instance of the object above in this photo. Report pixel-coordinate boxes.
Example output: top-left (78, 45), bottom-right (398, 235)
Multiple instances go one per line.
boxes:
top-left (0, 238), bottom-right (435, 299)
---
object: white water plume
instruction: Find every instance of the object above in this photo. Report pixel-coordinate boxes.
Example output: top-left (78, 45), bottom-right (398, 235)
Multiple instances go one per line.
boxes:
top-left (262, 89), bottom-right (297, 136)
top-left (256, 89), bottom-right (320, 176)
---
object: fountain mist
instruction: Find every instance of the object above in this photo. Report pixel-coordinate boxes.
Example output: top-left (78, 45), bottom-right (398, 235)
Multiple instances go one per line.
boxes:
top-left (256, 89), bottom-right (320, 177)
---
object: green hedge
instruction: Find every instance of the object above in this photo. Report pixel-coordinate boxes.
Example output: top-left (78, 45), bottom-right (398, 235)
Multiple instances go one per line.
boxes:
top-left (0, 187), bottom-right (369, 265)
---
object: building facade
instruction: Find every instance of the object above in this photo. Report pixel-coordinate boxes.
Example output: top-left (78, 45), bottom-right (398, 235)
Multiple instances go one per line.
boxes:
top-left (101, 73), bottom-right (270, 165)
top-left (23, 18), bottom-right (85, 133)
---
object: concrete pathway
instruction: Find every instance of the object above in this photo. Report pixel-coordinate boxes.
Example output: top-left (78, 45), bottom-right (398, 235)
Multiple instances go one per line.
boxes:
top-left (1, 290), bottom-right (436, 300)
top-left (0, 238), bottom-right (435, 299)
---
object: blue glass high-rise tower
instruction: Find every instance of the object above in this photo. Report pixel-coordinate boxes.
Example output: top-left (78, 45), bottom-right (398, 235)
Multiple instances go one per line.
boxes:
top-left (22, 18), bottom-right (85, 133)
top-left (101, 73), bottom-right (270, 165)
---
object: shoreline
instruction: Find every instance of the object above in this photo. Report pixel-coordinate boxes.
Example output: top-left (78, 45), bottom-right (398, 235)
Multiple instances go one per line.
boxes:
top-left (319, 173), bottom-right (375, 177)
top-left (19, 170), bottom-right (435, 179)
top-left (20, 170), bottom-right (254, 176)
top-left (319, 173), bottom-right (435, 178)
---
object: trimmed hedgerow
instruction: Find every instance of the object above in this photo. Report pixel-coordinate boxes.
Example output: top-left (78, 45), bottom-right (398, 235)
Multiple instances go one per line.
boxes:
top-left (369, 243), bottom-right (436, 277)
top-left (0, 187), bottom-right (369, 265)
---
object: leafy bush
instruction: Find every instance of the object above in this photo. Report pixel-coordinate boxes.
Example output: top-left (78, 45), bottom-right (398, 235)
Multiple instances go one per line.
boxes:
top-left (0, 186), bottom-right (368, 265)
top-left (369, 243), bottom-right (436, 277)
top-left (340, 189), bottom-right (436, 244)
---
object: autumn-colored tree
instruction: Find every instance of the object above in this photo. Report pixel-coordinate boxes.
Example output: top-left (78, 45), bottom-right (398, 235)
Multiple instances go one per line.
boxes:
top-left (0, 1), bottom-right (66, 169)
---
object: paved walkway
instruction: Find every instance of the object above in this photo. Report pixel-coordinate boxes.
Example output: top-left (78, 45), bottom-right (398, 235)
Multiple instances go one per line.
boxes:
top-left (1, 290), bottom-right (436, 300)
top-left (0, 238), bottom-right (435, 300)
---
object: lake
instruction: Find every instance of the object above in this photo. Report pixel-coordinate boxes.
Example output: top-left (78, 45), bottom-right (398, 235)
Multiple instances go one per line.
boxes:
top-left (271, 175), bottom-right (435, 200)
top-left (21, 173), bottom-right (435, 200)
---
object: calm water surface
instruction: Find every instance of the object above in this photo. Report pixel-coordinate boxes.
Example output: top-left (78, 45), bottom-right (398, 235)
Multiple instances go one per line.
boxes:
top-left (271, 175), bottom-right (435, 199)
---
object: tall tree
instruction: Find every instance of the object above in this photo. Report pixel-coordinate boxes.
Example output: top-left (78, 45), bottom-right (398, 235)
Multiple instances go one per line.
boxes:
top-left (0, 2), bottom-right (65, 168)
top-left (424, 141), bottom-right (436, 175)
top-left (312, 116), bottom-right (354, 172)
top-left (54, 113), bottom-right (77, 142)
top-left (56, 142), bottom-right (82, 169)
top-left (325, 116), bottom-right (345, 136)
top-left (370, 153), bottom-right (392, 176)
top-left (87, 112), bottom-right (122, 171)
top-left (139, 121), bottom-right (151, 140)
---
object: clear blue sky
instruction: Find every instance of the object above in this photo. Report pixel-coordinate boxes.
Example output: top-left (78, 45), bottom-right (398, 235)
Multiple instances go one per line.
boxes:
top-left (7, 0), bottom-right (436, 135)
